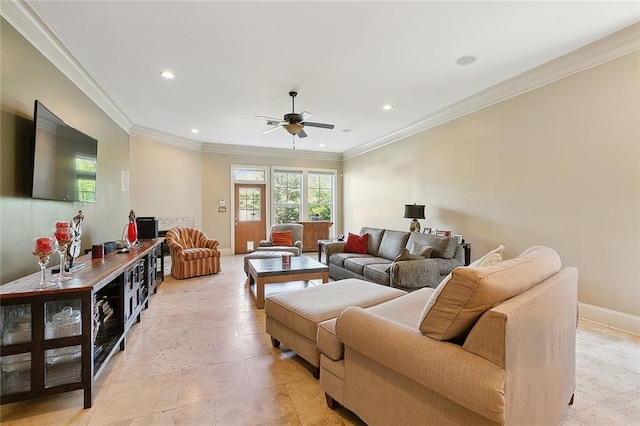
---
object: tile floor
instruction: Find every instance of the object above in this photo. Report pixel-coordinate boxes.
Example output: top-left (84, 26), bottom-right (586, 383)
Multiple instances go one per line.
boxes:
top-left (1, 254), bottom-right (638, 425)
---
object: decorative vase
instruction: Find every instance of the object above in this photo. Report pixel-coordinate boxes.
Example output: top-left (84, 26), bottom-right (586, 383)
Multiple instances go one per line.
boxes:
top-left (127, 220), bottom-right (138, 247)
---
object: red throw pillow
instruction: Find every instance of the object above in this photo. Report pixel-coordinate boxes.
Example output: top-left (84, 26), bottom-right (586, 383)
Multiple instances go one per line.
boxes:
top-left (271, 230), bottom-right (293, 246)
top-left (344, 233), bottom-right (369, 254)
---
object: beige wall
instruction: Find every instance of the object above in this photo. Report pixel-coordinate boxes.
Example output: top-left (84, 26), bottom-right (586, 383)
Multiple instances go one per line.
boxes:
top-left (343, 52), bottom-right (639, 318)
top-left (201, 152), bottom-right (342, 252)
top-left (129, 136), bottom-right (202, 228)
top-left (1, 20), bottom-right (130, 283)
top-left (128, 140), bottom-right (342, 253)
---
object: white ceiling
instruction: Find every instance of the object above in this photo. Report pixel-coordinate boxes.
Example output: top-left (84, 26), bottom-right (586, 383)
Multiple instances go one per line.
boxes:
top-left (22, 1), bottom-right (640, 154)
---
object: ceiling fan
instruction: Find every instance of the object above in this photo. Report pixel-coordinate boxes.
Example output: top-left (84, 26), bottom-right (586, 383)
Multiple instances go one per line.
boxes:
top-left (256, 91), bottom-right (335, 140)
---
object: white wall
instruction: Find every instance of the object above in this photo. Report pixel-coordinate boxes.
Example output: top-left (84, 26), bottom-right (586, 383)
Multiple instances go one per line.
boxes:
top-left (343, 52), bottom-right (639, 327)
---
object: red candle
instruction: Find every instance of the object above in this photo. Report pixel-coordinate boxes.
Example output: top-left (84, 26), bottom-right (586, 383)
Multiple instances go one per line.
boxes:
top-left (36, 237), bottom-right (54, 254)
top-left (55, 221), bottom-right (70, 229)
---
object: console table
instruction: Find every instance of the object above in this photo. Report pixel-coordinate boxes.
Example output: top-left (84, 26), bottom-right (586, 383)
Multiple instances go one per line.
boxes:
top-left (0, 239), bottom-right (164, 408)
top-left (296, 221), bottom-right (333, 252)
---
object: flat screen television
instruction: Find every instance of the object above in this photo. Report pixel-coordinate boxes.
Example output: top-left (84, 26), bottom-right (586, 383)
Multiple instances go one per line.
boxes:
top-left (31, 100), bottom-right (98, 202)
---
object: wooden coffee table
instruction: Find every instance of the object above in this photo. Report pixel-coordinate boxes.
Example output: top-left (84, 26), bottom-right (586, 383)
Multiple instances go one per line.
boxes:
top-left (247, 257), bottom-right (329, 309)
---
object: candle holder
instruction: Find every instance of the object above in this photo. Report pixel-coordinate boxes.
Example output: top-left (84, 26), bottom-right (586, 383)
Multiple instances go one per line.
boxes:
top-left (30, 237), bottom-right (58, 289)
top-left (54, 221), bottom-right (74, 282)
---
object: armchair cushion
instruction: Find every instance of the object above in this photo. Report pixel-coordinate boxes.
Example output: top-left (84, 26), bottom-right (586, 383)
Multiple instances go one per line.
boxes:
top-left (419, 245), bottom-right (562, 341)
top-left (271, 230), bottom-right (293, 247)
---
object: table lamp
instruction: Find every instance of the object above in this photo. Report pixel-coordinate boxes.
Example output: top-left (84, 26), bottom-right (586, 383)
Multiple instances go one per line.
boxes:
top-left (404, 203), bottom-right (425, 232)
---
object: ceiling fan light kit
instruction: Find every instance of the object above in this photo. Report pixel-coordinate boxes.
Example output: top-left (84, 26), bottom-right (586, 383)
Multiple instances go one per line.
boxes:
top-left (257, 91), bottom-right (335, 147)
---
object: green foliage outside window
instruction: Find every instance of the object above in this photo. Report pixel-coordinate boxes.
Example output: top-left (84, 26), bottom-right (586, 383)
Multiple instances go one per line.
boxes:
top-left (308, 173), bottom-right (333, 220)
top-left (274, 172), bottom-right (302, 223)
top-left (76, 157), bottom-right (97, 202)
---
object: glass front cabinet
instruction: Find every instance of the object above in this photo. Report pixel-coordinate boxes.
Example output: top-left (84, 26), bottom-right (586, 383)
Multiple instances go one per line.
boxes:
top-left (1, 293), bottom-right (92, 406)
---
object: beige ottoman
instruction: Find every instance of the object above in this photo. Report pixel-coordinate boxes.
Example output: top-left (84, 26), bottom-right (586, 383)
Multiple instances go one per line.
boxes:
top-left (265, 279), bottom-right (406, 378)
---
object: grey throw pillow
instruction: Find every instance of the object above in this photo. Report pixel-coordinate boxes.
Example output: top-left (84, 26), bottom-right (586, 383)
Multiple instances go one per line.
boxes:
top-left (385, 248), bottom-right (424, 272)
top-left (410, 242), bottom-right (433, 258)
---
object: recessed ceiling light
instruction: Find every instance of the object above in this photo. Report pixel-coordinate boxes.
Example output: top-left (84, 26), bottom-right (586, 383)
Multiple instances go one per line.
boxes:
top-left (342, 129), bottom-right (352, 133)
top-left (456, 55), bottom-right (477, 66)
top-left (190, 128), bottom-right (199, 134)
top-left (382, 104), bottom-right (393, 110)
top-left (320, 143), bottom-right (325, 147)
top-left (160, 70), bottom-right (175, 79)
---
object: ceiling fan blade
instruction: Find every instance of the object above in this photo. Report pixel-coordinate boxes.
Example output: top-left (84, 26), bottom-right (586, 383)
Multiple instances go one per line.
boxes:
top-left (298, 111), bottom-right (313, 121)
top-left (297, 128), bottom-right (308, 138)
top-left (256, 115), bottom-right (285, 123)
top-left (260, 125), bottom-right (282, 134)
top-left (302, 121), bottom-right (334, 130)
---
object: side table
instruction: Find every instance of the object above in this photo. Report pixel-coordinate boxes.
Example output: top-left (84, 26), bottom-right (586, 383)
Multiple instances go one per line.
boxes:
top-left (317, 238), bottom-right (342, 262)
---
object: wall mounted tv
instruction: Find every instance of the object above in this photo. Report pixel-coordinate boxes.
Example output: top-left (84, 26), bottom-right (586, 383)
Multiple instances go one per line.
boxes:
top-left (31, 100), bottom-right (98, 203)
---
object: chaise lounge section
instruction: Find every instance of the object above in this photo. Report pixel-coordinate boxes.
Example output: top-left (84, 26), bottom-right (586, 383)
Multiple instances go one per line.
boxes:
top-left (317, 246), bottom-right (577, 425)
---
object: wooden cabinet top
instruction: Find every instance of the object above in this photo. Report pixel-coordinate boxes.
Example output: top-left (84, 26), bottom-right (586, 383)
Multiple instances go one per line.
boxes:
top-left (296, 221), bottom-right (333, 225)
top-left (0, 239), bottom-right (163, 299)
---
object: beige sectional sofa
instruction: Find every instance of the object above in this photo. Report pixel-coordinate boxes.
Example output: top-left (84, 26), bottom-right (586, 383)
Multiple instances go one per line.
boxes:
top-left (325, 227), bottom-right (464, 290)
top-left (318, 246), bottom-right (578, 425)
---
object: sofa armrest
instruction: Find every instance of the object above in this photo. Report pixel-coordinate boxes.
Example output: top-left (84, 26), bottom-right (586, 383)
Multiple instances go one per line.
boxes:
top-left (389, 258), bottom-right (442, 289)
top-left (336, 306), bottom-right (506, 424)
top-left (294, 240), bottom-right (303, 254)
top-left (324, 241), bottom-right (345, 262)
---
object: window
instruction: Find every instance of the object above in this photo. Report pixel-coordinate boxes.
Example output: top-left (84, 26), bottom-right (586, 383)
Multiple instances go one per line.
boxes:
top-left (234, 168), bottom-right (265, 182)
top-left (75, 156), bottom-right (96, 202)
top-left (308, 172), bottom-right (333, 221)
top-left (238, 186), bottom-right (261, 221)
top-left (273, 171), bottom-right (302, 223)
top-left (272, 168), bottom-right (336, 227)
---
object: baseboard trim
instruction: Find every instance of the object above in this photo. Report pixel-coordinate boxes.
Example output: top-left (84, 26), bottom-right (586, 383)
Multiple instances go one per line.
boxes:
top-left (579, 302), bottom-right (640, 336)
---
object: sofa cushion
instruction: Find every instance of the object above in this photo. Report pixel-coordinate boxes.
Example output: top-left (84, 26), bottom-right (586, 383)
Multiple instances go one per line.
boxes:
top-left (344, 232), bottom-right (369, 254)
top-left (360, 227), bottom-right (385, 256)
top-left (328, 252), bottom-right (371, 268)
top-left (363, 263), bottom-right (392, 286)
top-left (377, 230), bottom-right (411, 260)
top-left (345, 257), bottom-right (390, 275)
top-left (407, 233), bottom-right (457, 259)
top-left (182, 248), bottom-right (217, 260)
top-left (419, 246), bottom-right (562, 341)
top-left (317, 288), bottom-right (432, 361)
top-left (271, 230), bottom-right (292, 246)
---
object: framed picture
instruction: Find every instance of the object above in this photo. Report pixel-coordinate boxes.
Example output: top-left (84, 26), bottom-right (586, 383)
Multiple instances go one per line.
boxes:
top-left (422, 227), bottom-right (432, 235)
top-left (436, 230), bottom-right (452, 237)
top-left (453, 234), bottom-right (463, 244)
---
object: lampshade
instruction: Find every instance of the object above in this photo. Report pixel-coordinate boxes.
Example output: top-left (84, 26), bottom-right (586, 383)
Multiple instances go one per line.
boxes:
top-left (403, 204), bottom-right (425, 220)
top-left (285, 123), bottom-right (303, 135)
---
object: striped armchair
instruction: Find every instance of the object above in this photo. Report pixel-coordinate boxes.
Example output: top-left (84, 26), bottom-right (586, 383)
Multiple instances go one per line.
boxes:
top-left (165, 227), bottom-right (221, 279)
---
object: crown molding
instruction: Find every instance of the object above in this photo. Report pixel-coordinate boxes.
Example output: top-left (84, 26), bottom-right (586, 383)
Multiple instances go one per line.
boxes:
top-left (202, 142), bottom-right (343, 162)
top-left (1, 0), bottom-right (132, 133)
top-left (129, 125), bottom-right (203, 152)
top-left (342, 23), bottom-right (640, 161)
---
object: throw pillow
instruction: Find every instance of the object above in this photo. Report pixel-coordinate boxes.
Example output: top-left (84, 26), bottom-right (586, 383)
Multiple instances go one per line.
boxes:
top-left (385, 248), bottom-right (424, 272)
top-left (418, 246), bottom-right (562, 341)
top-left (469, 245), bottom-right (505, 267)
top-left (344, 232), bottom-right (369, 254)
top-left (410, 242), bottom-right (433, 258)
top-left (271, 230), bottom-right (293, 247)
